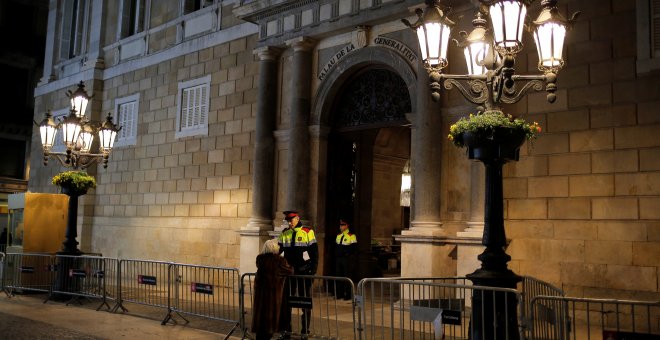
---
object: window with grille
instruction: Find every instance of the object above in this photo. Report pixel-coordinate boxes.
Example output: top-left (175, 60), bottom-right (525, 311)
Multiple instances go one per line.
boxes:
top-left (637, 0), bottom-right (660, 72)
top-left (176, 75), bottom-right (210, 139)
top-left (60, 0), bottom-right (87, 60)
top-left (120, 0), bottom-right (148, 39)
top-left (114, 94), bottom-right (139, 147)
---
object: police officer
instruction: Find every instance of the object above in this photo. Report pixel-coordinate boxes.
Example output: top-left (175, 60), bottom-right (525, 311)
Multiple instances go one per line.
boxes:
top-left (335, 218), bottom-right (357, 300)
top-left (277, 211), bottom-right (318, 339)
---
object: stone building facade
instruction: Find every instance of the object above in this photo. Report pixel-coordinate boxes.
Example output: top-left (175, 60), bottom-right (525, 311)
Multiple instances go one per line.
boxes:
top-left (30, 0), bottom-right (659, 300)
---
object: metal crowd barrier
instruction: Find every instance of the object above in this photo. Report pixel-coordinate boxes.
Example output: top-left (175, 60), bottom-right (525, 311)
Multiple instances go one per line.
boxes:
top-left (520, 276), bottom-right (566, 337)
top-left (356, 277), bottom-right (524, 340)
top-left (112, 259), bottom-right (172, 314)
top-left (240, 273), bottom-right (357, 339)
top-left (47, 255), bottom-right (119, 310)
top-left (2, 253), bottom-right (54, 297)
top-left (530, 296), bottom-right (660, 340)
top-left (0, 252), bottom-right (5, 295)
top-left (166, 263), bottom-right (241, 338)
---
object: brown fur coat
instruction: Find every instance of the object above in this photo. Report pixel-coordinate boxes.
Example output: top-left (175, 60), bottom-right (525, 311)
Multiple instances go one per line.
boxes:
top-left (251, 253), bottom-right (293, 335)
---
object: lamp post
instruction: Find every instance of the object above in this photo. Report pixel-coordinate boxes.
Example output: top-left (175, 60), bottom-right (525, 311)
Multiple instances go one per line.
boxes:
top-left (35, 81), bottom-right (121, 255)
top-left (404, 0), bottom-right (577, 339)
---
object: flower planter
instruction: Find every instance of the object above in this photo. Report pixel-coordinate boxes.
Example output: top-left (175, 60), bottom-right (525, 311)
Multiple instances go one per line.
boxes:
top-left (461, 127), bottom-right (526, 162)
top-left (59, 183), bottom-right (88, 197)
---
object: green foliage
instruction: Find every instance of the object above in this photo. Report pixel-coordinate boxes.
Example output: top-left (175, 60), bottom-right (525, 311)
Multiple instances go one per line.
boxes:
top-left (52, 171), bottom-right (96, 192)
top-left (448, 110), bottom-right (541, 147)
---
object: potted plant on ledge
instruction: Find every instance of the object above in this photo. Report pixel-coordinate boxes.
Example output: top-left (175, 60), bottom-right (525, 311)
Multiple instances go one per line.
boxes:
top-left (52, 170), bottom-right (96, 197)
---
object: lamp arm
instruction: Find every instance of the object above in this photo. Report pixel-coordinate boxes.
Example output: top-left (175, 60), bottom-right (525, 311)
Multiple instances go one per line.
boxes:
top-left (441, 77), bottom-right (490, 106)
top-left (45, 151), bottom-right (106, 170)
top-left (499, 79), bottom-right (545, 104)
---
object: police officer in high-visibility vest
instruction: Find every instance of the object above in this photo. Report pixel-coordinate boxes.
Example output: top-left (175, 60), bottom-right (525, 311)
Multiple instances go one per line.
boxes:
top-left (335, 218), bottom-right (357, 300)
top-left (277, 211), bottom-right (318, 340)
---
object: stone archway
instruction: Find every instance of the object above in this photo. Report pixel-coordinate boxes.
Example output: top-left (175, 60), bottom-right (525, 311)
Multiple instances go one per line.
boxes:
top-left (312, 46), bottom-right (418, 278)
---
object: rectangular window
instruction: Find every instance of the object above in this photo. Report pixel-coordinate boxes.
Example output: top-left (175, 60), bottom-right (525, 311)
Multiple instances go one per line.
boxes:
top-left (183, 0), bottom-right (214, 14)
top-left (60, 0), bottom-right (87, 60)
top-left (176, 75), bottom-right (210, 139)
top-left (114, 94), bottom-right (140, 147)
top-left (120, 0), bottom-right (147, 39)
top-left (637, 0), bottom-right (660, 72)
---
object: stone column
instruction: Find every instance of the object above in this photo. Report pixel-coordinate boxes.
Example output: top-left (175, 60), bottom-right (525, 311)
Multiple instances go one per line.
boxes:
top-left (409, 63), bottom-right (443, 234)
top-left (239, 46), bottom-right (281, 274)
top-left (84, 0), bottom-right (106, 70)
top-left (39, 0), bottom-right (58, 85)
top-left (398, 63), bottom-right (450, 278)
top-left (285, 37), bottom-right (315, 214)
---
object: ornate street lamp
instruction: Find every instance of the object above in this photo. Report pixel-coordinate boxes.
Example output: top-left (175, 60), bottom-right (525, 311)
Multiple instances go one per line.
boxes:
top-left (36, 81), bottom-right (121, 169)
top-left (404, 0), bottom-right (578, 339)
top-left (34, 81), bottom-right (121, 258)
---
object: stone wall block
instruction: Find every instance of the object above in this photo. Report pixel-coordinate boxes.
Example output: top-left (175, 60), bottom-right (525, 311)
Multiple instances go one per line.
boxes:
top-left (528, 89), bottom-right (568, 113)
top-left (568, 84), bottom-right (612, 108)
top-left (615, 173), bottom-right (660, 196)
top-left (590, 104), bottom-right (637, 128)
top-left (506, 220), bottom-right (554, 239)
top-left (546, 109), bottom-right (589, 132)
top-left (553, 221), bottom-right (598, 240)
top-left (615, 125), bottom-right (660, 149)
top-left (548, 198), bottom-right (591, 219)
top-left (530, 133), bottom-right (570, 155)
top-left (503, 178), bottom-right (528, 198)
top-left (640, 148), bottom-right (660, 171)
top-left (585, 240), bottom-right (632, 265)
top-left (597, 221), bottom-right (647, 242)
top-left (591, 150), bottom-right (639, 173)
top-left (592, 198), bottom-right (638, 219)
top-left (507, 198), bottom-right (547, 219)
top-left (569, 174), bottom-right (613, 196)
top-left (640, 198), bottom-right (660, 219)
top-left (638, 101), bottom-right (660, 124)
top-left (633, 242), bottom-right (660, 266)
top-left (569, 129), bottom-right (614, 152)
top-left (504, 155), bottom-right (545, 177)
top-left (548, 153), bottom-right (591, 175)
top-left (528, 176), bottom-right (568, 197)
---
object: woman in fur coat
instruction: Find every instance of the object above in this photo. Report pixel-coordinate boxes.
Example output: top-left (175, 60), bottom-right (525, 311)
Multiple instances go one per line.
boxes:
top-left (252, 239), bottom-right (293, 340)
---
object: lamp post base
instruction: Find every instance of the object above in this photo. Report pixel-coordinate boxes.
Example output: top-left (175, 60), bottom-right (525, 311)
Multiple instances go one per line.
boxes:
top-left (460, 127), bottom-right (526, 340)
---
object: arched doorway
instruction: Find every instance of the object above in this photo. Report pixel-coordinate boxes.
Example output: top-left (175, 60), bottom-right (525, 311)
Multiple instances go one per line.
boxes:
top-left (324, 66), bottom-right (411, 280)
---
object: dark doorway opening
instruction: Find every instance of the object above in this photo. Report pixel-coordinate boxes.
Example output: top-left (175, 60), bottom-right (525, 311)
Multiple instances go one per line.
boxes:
top-left (323, 67), bottom-right (412, 280)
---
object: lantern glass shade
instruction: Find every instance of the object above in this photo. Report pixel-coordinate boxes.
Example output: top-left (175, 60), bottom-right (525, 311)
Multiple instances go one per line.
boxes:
top-left (534, 22), bottom-right (566, 71)
top-left (464, 42), bottom-right (490, 75)
top-left (61, 112), bottom-right (82, 148)
top-left (39, 112), bottom-right (58, 150)
top-left (489, 0), bottom-right (527, 54)
top-left (78, 126), bottom-right (94, 154)
top-left (40, 124), bottom-right (57, 149)
top-left (68, 82), bottom-right (91, 118)
top-left (98, 128), bottom-right (117, 153)
top-left (417, 22), bottom-right (451, 68)
top-left (71, 95), bottom-right (89, 118)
